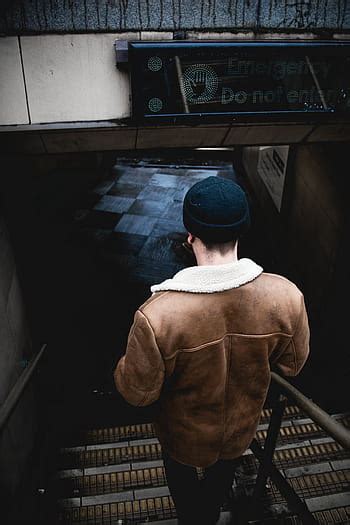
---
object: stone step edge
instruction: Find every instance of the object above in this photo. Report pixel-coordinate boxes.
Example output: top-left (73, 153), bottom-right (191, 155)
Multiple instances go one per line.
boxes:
top-left (59, 435), bottom-right (338, 465)
top-left (57, 460), bottom-right (350, 504)
top-left (60, 418), bottom-right (345, 454)
top-left (61, 406), bottom-right (303, 447)
top-left (141, 511), bottom-right (233, 525)
top-left (79, 410), bottom-right (350, 436)
top-left (58, 492), bottom-right (350, 519)
top-left (59, 485), bottom-right (172, 508)
top-left (57, 436), bottom-right (346, 477)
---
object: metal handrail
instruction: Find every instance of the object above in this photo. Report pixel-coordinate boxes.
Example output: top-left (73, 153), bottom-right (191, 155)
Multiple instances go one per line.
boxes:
top-left (248, 372), bottom-right (350, 523)
top-left (0, 343), bottom-right (47, 433)
top-left (271, 371), bottom-right (350, 450)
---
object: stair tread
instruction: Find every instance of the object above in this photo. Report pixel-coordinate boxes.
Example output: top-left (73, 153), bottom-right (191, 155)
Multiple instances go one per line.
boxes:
top-left (57, 495), bottom-right (350, 524)
top-left (61, 406), bottom-right (306, 447)
top-left (306, 491), bottom-right (350, 512)
top-left (57, 494), bottom-right (177, 523)
top-left (57, 458), bottom-right (350, 488)
top-left (58, 435), bottom-right (350, 471)
top-left (60, 412), bottom-right (350, 451)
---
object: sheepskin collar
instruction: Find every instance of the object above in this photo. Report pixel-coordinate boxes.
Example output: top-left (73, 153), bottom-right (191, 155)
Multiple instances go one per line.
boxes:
top-left (150, 258), bottom-right (263, 294)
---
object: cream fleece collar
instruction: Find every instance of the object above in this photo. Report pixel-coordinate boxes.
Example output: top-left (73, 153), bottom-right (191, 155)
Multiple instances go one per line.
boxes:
top-left (150, 258), bottom-right (263, 294)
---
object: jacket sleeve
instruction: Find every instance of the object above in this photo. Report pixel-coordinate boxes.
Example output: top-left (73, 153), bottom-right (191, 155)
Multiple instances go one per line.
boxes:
top-left (114, 309), bottom-right (165, 407)
top-left (274, 294), bottom-right (310, 377)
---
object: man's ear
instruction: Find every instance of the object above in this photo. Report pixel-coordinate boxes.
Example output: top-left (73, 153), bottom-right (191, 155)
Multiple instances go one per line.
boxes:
top-left (187, 232), bottom-right (195, 244)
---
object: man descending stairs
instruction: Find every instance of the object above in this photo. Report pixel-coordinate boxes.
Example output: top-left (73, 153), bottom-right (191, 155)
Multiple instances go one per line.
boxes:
top-left (55, 404), bottom-right (350, 524)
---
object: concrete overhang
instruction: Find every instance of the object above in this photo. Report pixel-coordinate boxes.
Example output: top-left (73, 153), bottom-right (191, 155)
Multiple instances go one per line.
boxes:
top-left (1, 120), bottom-right (350, 155)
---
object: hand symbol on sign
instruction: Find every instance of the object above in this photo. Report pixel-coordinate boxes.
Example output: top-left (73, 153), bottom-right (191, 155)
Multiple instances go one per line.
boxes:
top-left (183, 64), bottom-right (218, 104)
top-left (194, 70), bottom-right (207, 84)
top-left (189, 70), bottom-right (207, 96)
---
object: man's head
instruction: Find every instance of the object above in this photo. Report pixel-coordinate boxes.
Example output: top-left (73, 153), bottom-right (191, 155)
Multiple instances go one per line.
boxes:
top-left (183, 176), bottom-right (250, 248)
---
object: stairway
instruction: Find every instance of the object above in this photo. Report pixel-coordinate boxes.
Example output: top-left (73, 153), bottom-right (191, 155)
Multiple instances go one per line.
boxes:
top-left (54, 405), bottom-right (350, 524)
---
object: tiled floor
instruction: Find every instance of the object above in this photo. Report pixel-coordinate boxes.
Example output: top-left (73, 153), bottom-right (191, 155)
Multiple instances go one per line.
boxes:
top-left (73, 161), bottom-right (236, 290)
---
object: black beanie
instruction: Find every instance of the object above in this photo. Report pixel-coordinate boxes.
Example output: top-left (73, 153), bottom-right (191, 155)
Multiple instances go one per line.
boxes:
top-left (183, 176), bottom-right (250, 243)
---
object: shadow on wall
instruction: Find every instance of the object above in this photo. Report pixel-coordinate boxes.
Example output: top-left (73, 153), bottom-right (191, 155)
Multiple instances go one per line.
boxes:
top-left (0, 217), bottom-right (38, 522)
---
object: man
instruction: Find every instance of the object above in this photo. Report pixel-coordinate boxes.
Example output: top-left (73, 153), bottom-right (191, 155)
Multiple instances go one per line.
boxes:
top-left (114, 175), bottom-right (310, 524)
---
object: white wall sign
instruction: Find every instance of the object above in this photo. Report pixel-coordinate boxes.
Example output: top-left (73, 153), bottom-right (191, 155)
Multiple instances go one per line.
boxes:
top-left (257, 145), bottom-right (289, 211)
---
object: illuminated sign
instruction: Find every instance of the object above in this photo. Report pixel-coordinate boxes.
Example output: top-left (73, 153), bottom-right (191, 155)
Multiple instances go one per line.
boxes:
top-left (128, 41), bottom-right (350, 123)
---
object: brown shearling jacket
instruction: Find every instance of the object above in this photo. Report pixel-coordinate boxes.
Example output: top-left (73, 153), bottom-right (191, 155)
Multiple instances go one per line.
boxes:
top-left (114, 258), bottom-right (310, 467)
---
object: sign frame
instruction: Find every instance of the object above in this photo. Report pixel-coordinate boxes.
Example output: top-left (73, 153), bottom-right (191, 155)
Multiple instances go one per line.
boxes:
top-left (128, 40), bottom-right (350, 125)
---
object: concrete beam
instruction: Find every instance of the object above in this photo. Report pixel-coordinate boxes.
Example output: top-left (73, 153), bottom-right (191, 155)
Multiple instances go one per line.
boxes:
top-left (1, 120), bottom-right (350, 154)
top-left (1, 1), bottom-right (350, 35)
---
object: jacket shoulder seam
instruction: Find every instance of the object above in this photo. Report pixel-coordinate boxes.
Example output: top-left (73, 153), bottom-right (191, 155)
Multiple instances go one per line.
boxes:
top-left (142, 291), bottom-right (172, 311)
top-left (262, 272), bottom-right (300, 287)
top-left (134, 310), bottom-right (165, 388)
top-left (138, 310), bottom-right (163, 361)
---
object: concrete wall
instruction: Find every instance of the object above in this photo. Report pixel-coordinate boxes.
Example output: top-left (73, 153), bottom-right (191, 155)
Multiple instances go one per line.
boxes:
top-left (1, 0), bottom-right (350, 34)
top-left (0, 217), bottom-right (32, 405)
top-left (284, 145), bottom-right (345, 318)
top-left (0, 32), bottom-right (141, 125)
top-left (0, 217), bottom-right (37, 512)
top-left (242, 143), bottom-right (350, 394)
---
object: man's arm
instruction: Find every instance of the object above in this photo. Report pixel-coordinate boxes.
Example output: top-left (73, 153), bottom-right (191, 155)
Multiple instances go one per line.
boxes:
top-left (273, 294), bottom-right (310, 377)
top-left (114, 309), bottom-right (165, 406)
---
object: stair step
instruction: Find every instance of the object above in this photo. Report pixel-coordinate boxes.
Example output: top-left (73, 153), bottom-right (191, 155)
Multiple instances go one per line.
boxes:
top-left (242, 440), bottom-right (349, 474)
top-left (59, 433), bottom-right (350, 472)
top-left (256, 421), bottom-right (328, 445)
top-left (142, 511), bottom-right (233, 525)
top-left (142, 520), bottom-right (178, 525)
top-left (63, 407), bottom-right (303, 448)
top-left (58, 465), bottom-right (167, 497)
top-left (58, 494), bottom-right (177, 523)
top-left (60, 440), bottom-right (163, 470)
top-left (306, 491), bottom-right (350, 513)
top-left (245, 505), bottom-right (350, 524)
top-left (61, 412), bottom-right (350, 454)
top-left (85, 423), bottom-right (156, 446)
top-left (57, 492), bottom-right (350, 524)
top-left (59, 427), bottom-right (327, 460)
top-left (57, 447), bottom-right (350, 503)
top-left (239, 468), bottom-right (350, 504)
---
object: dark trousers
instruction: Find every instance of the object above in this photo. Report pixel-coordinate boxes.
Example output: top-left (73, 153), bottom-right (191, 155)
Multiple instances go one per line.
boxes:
top-left (163, 452), bottom-right (238, 525)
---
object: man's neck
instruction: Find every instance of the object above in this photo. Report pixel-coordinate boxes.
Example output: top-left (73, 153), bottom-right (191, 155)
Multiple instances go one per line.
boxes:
top-left (195, 246), bottom-right (239, 266)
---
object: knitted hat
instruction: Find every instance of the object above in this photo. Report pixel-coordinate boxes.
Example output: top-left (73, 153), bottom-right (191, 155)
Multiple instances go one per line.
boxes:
top-left (183, 176), bottom-right (250, 243)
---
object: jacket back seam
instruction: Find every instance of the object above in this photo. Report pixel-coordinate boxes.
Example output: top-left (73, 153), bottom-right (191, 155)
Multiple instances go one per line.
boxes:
top-left (222, 336), bottom-right (233, 447)
top-left (163, 332), bottom-right (292, 361)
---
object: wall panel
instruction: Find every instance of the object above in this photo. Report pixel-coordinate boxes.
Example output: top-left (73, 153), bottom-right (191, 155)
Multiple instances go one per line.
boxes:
top-left (0, 37), bottom-right (29, 125)
top-left (20, 33), bottom-right (137, 124)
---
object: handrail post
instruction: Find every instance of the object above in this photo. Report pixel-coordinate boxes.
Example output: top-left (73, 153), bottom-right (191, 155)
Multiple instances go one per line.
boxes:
top-left (245, 372), bottom-right (349, 524)
top-left (252, 394), bottom-right (287, 503)
top-left (250, 438), bottom-right (318, 524)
